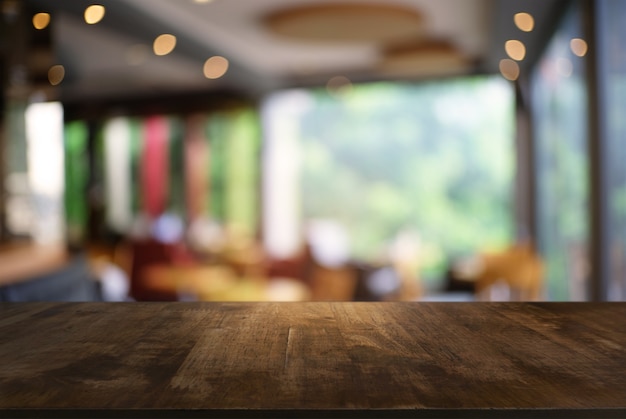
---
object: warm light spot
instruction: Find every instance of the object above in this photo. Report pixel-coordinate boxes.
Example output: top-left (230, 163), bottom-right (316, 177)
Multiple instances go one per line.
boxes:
top-left (557, 58), bottom-right (573, 77)
top-left (84, 5), bottom-right (105, 24)
top-left (194, 0), bottom-right (213, 3)
top-left (514, 12), bottom-right (534, 32)
top-left (48, 65), bottom-right (65, 86)
top-left (326, 76), bottom-right (353, 96)
top-left (505, 40), bottom-right (526, 61)
top-left (499, 59), bottom-right (519, 81)
top-left (570, 38), bottom-right (588, 57)
top-left (32, 13), bottom-right (50, 30)
top-left (153, 34), bottom-right (177, 56)
top-left (125, 44), bottom-right (149, 66)
top-left (203, 56), bottom-right (229, 79)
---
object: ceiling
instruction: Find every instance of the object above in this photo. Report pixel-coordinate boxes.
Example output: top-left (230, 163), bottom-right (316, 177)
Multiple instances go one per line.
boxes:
top-left (22, 0), bottom-right (567, 105)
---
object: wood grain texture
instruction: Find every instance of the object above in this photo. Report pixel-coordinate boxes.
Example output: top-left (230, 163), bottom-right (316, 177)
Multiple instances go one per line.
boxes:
top-left (1, 302), bottom-right (625, 418)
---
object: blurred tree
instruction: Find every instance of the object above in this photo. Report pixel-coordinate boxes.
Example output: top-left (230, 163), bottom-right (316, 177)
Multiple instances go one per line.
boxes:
top-left (298, 76), bottom-right (515, 282)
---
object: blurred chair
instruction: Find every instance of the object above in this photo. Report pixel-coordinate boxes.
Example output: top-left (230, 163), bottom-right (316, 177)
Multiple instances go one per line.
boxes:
top-left (126, 239), bottom-right (179, 301)
top-left (87, 247), bottom-right (132, 302)
top-left (143, 264), bottom-right (238, 301)
top-left (474, 243), bottom-right (544, 301)
top-left (309, 263), bottom-right (357, 301)
top-left (0, 253), bottom-right (102, 302)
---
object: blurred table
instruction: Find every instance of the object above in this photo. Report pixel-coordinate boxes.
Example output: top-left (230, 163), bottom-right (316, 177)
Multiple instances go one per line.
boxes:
top-left (143, 264), bottom-right (310, 301)
top-left (1, 302), bottom-right (625, 418)
top-left (0, 243), bottom-right (67, 286)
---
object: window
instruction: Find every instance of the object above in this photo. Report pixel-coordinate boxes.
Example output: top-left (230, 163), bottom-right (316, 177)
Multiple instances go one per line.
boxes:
top-left (263, 77), bottom-right (515, 287)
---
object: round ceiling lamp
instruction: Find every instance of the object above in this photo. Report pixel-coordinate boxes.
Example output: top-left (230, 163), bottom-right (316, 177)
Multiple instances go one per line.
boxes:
top-left (263, 3), bottom-right (425, 44)
top-left (379, 39), bottom-right (468, 77)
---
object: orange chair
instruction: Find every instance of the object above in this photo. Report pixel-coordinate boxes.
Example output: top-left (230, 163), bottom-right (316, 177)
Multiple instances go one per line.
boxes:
top-left (474, 243), bottom-right (544, 301)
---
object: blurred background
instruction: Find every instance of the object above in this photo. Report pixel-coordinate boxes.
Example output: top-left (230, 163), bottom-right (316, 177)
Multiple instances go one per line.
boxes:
top-left (0, 0), bottom-right (623, 302)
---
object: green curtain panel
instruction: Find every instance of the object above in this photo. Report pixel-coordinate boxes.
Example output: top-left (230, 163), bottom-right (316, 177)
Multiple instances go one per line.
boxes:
top-left (224, 109), bottom-right (260, 238)
top-left (206, 113), bottom-right (227, 223)
top-left (64, 121), bottom-right (89, 244)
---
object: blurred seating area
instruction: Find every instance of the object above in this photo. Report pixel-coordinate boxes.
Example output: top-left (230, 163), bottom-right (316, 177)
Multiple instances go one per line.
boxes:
top-left (0, 242), bottom-right (101, 302)
top-left (442, 243), bottom-right (545, 301)
top-left (0, 230), bottom-right (546, 303)
top-left (85, 231), bottom-right (423, 303)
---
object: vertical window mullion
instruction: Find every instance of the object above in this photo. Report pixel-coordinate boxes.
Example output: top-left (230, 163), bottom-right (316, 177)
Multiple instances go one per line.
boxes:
top-left (584, 0), bottom-right (611, 301)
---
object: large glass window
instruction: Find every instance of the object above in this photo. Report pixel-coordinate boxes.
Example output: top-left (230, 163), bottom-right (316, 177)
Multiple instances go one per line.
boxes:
top-left (531, 3), bottom-right (589, 301)
top-left (263, 76), bottom-right (515, 288)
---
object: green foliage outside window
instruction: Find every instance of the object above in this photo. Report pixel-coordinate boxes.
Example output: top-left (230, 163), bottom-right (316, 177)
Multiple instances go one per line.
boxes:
top-left (64, 121), bottom-right (89, 243)
top-left (297, 77), bottom-right (515, 281)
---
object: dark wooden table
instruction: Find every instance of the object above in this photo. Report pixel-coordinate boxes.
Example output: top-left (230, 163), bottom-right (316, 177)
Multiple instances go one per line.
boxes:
top-left (1, 302), bottom-right (625, 418)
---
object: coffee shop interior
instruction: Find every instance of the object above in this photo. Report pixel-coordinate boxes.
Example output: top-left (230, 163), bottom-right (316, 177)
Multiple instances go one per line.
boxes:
top-left (0, 0), bottom-right (624, 303)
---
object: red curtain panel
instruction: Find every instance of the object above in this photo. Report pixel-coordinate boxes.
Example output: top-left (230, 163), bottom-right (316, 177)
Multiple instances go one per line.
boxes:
top-left (141, 116), bottom-right (170, 218)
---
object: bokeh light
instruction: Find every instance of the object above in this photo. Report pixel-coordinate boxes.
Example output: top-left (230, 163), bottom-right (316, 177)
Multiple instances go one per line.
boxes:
top-left (505, 40), bottom-right (526, 61)
top-left (48, 65), bottom-right (65, 86)
top-left (514, 12), bottom-right (534, 32)
top-left (570, 38), bottom-right (588, 57)
top-left (203, 56), bottom-right (229, 79)
top-left (153, 34), bottom-right (177, 56)
top-left (84, 5), bottom-right (105, 24)
top-left (499, 59), bottom-right (519, 81)
top-left (32, 13), bottom-right (50, 30)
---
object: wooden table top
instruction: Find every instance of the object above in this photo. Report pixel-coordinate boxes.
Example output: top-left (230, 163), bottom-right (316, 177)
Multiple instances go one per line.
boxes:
top-left (1, 302), bottom-right (626, 418)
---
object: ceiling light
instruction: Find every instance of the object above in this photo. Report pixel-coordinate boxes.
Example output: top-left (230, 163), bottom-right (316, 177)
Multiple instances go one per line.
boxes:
top-left (263, 4), bottom-right (424, 43)
top-left (48, 65), bottom-right (65, 86)
top-left (570, 38), bottom-right (588, 57)
top-left (203, 56), bottom-right (229, 79)
top-left (193, 0), bottom-right (213, 3)
top-left (84, 5), bottom-right (105, 24)
top-left (499, 59), bottom-right (519, 81)
top-left (514, 13), bottom-right (534, 32)
top-left (153, 34), bottom-right (177, 56)
top-left (505, 40), bottom-right (526, 61)
top-left (379, 39), bottom-right (467, 77)
top-left (32, 13), bottom-right (50, 30)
